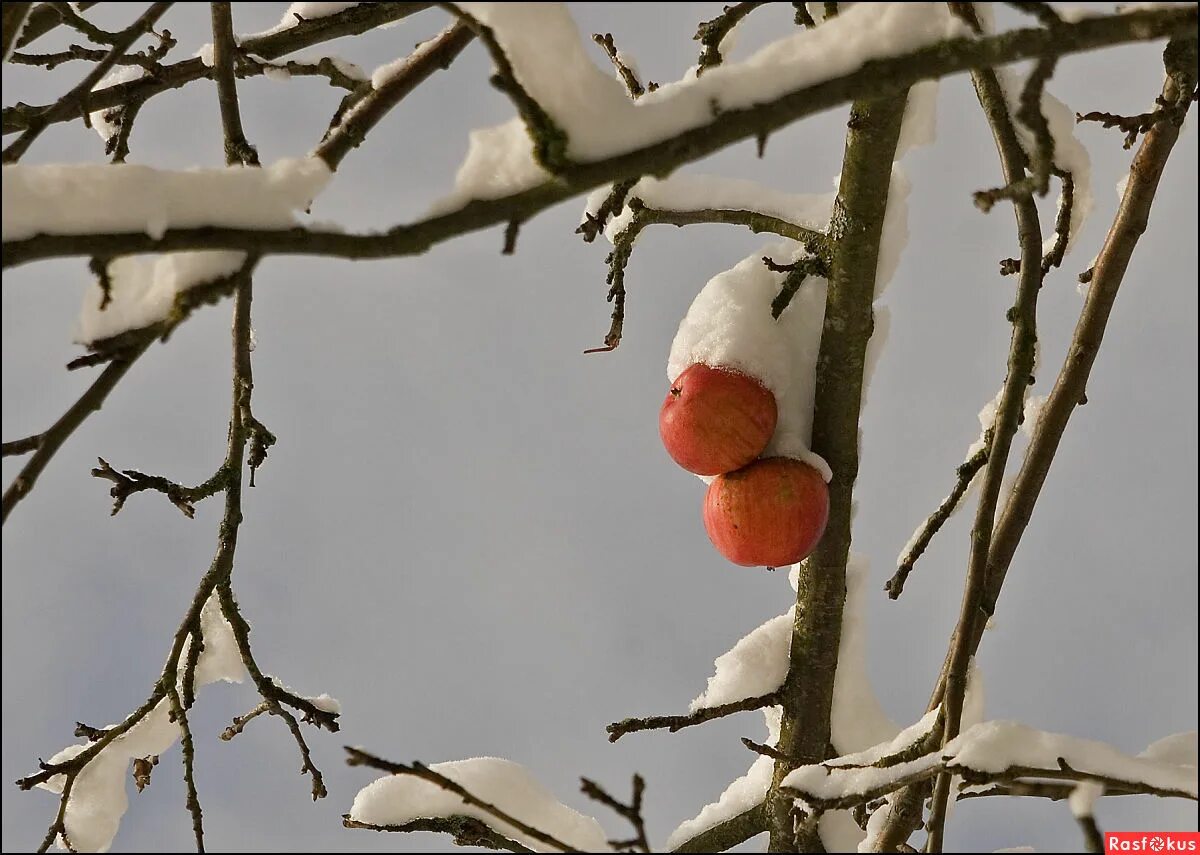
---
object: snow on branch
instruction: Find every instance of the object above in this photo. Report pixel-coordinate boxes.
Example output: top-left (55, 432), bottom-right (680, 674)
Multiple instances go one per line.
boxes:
top-left (1, 157), bottom-right (329, 243)
top-left (4, 8), bottom-right (1194, 272)
top-left (346, 750), bottom-right (610, 852)
top-left (782, 720), bottom-right (1199, 817)
top-left (431, 2), bottom-right (966, 211)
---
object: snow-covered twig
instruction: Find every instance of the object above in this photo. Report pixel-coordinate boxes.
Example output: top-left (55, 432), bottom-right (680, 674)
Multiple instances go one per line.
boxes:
top-left (2, 3), bottom-right (172, 164)
top-left (1041, 166), bottom-right (1075, 274)
top-left (344, 748), bottom-right (577, 852)
top-left (606, 692), bottom-right (780, 742)
top-left (442, 4), bottom-right (572, 172)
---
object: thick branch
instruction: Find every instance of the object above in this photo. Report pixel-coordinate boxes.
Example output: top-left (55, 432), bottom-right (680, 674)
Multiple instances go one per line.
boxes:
top-left (7, 7), bottom-right (1196, 268)
top-left (767, 94), bottom-right (908, 854)
top-left (2, 3), bottom-right (33, 60)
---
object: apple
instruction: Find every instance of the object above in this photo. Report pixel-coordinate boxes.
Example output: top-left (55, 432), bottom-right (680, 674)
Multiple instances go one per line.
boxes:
top-left (703, 457), bottom-right (829, 567)
top-left (659, 364), bottom-right (778, 476)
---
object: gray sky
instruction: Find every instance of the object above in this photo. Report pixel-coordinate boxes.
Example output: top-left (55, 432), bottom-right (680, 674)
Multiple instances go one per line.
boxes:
top-left (3, 3), bottom-right (1196, 852)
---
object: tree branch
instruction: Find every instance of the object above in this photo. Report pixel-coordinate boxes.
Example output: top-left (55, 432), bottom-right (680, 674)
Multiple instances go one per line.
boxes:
top-left (2, 3), bottom-right (33, 60)
top-left (767, 93), bottom-right (909, 853)
top-left (606, 692), bottom-right (778, 742)
top-left (885, 437), bottom-right (989, 599)
top-left (3, 2), bottom-right (171, 164)
top-left (7, 8), bottom-right (1195, 268)
top-left (2, 342), bottom-right (149, 524)
top-left (314, 21), bottom-right (474, 171)
top-left (927, 7), bottom-right (1049, 844)
top-left (670, 802), bottom-right (766, 853)
top-left (2, 2), bottom-right (435, 135)
top-left (344, 747), bottom-right (575, 852)
top-left (695, 2), bottom-right (765, 74)
top-left (342, 815), bottom-right (535, 853)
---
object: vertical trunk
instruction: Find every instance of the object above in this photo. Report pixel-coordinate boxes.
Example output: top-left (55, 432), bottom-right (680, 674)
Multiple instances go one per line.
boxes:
top-left (766, 94), bottom-right (908, 852)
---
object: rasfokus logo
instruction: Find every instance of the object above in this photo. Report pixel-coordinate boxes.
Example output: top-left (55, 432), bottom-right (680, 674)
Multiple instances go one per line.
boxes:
top-left (1105, 832), bottom-right (1200, 853)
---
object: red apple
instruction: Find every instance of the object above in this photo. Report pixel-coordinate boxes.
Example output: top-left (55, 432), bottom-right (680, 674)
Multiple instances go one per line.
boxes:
top-left (659, 364), bottom-right (778, 476)
top-left (703, 457), bottom-right (829, 568)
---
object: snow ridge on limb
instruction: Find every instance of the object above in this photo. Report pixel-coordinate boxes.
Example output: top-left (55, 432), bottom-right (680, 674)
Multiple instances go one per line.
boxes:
top-left (347, 756), bottom-right (611, 852)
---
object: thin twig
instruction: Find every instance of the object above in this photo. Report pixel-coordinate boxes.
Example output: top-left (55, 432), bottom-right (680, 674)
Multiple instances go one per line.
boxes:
top-left (314, 21), bottom-right (474, 170)
top-left (2, 342), bottom-right (149, 524)
top-left (3, 2), bottom-right (171, 163)
top-left (219, 700), bottom-right (271, 741)
top-left (2, 3), bottom-right (434, 135)
top-left (885, 438), bottom-right (990, 599)
top-left (592, 32), bottom-right (647, 98)
top-left (694, 3), bottom-right (766, 74)
top-left (580, 775), bottom-right (650, 853)
top-left (606, 692), bottom-right (779, 742)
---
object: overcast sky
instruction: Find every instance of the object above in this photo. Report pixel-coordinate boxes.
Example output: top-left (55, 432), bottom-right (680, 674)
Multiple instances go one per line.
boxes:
top-left (3, 3), bottom-right (1197, 852)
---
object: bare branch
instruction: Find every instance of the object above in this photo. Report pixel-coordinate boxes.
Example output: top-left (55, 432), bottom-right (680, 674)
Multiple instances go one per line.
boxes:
top-left (210, 2), bottom-right (258, 166)
top-left (580, 774), bottom-right (649, 853)
top-left (606, 692), bottom-right (779, 742)
top-left (885, 437), bottom-right (990, 599)
top-left (343, 814), bottom-right (535, 853)
top-left (3, 2), bottom-right (172, 163)
top-left (592, 32), bottom-right (649, 99)
top-left (3, 3), bottom-right (435, 135)
top-left (315, 22), bottom-right (474, 170)
top-left (695, 2), bottom-right (765, 74)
